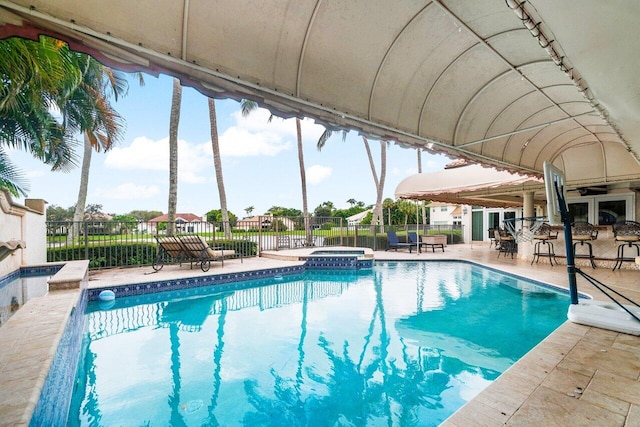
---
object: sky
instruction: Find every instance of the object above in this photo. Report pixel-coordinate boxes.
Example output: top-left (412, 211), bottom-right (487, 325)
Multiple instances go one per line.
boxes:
top-left (10, 72), bottom-right (451, 219)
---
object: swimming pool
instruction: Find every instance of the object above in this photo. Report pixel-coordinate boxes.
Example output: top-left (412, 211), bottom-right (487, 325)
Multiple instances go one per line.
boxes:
top-left (0, 270), bottom-right (53, 327)
top-left (66, 261), bottom-right (569, 426)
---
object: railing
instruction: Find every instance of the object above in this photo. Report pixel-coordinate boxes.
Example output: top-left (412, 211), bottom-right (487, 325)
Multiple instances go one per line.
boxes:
top-left (45, 218), bottom-right (464, 270)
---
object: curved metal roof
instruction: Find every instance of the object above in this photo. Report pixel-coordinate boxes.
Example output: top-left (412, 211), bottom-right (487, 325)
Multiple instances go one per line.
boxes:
top-left (1, 0), bottom-right (639, 187)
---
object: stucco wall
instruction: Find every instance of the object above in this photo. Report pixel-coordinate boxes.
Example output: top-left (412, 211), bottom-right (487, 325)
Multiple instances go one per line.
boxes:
top-left (0, 190), bottom-right (46, 276)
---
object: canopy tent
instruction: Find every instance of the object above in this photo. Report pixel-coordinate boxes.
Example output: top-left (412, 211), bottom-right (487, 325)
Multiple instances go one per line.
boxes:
top-left (1, 0), bottom-right (640, 190)
top-left (395, 164), bottom-right (543, 208)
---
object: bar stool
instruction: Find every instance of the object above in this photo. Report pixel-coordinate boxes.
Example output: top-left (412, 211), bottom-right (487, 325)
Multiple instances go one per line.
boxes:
top-left (571, 222), bottom-right (598, 268)
top-left (531, 223), bottom-right (558, 265)
top-left (612, 221), bottom-right (640, 270)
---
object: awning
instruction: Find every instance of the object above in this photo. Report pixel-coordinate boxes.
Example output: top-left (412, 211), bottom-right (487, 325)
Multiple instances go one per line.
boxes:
top-left (1, 1), bottom-right (640, 188)
top-left (395, 164), bottom-right (543, 208)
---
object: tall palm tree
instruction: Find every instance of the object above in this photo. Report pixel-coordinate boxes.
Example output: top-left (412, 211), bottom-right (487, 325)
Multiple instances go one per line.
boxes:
top-left (167, 77), bottom-right (182, 236)
top-left (69, 58), bottom-right (129, 237)
top-left (208, 98), bottom-right (232, 239)
top-left (240, 100), bottom-right (311, 243)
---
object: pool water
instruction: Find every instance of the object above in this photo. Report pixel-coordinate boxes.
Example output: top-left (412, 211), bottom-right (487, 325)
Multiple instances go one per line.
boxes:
top-left (68, 262), bottom-right (569, 426)
top-left (0, 275), bottom-right (49, 327)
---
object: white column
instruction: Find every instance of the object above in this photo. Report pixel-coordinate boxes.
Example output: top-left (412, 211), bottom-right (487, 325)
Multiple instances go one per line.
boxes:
top-left (519, 191), bottom-right (535, 260)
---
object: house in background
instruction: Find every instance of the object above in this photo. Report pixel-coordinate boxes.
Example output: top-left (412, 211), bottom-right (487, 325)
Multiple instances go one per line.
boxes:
top-left (429, 202), bottom-right (460, 226)
top-left (141, 213), bottom-right (207, 234)
top-left (236, 214), bottom-right (296, 231)
top-left (347, 209), bottom-right (372, 226)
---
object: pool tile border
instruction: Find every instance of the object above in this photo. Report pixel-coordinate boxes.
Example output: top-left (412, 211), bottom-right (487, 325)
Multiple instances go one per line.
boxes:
top-left (87, 265), bottom-right (306, 300)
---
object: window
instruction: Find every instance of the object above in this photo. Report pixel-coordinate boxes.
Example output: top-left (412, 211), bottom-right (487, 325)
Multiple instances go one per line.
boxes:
top-left (566, 193), bottom-right (634, 225)
top-left (598, 200), bottom-right (626, 224)
top-left (441, 207), bottom-right (448, 212)
top-left (488, 212), bottom-right (500, 229)
top-left (568, 202), bottom-right (589, 223)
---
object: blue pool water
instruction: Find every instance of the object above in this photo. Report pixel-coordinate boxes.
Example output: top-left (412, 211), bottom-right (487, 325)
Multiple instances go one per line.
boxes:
top-left (67, 261), bottom-right (569, 426)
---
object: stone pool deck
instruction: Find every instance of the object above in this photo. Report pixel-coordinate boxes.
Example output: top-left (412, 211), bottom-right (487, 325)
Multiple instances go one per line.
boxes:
top-left (1, 244), bottom-right (639, 426)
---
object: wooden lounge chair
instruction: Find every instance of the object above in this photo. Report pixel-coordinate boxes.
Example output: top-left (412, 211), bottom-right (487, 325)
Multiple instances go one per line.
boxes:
top-left (179, 235), bottom-right (237, 272)
top-left (386, 231), bottom-right (416, 253)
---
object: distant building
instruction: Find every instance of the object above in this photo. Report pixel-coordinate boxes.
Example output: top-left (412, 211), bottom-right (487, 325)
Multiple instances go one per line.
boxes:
top-left (237, 215), bottom-right (296, 231)
top-left (142, 213), bottom-right (206, 234)
top-left (429, 202), bottom-right (460, 226)
top-left (347, 209), bottom-right (372, 226)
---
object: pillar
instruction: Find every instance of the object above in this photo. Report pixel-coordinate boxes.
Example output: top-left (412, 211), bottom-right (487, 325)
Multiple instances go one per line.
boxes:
top-left (519, 191), bottom-right (535, 260)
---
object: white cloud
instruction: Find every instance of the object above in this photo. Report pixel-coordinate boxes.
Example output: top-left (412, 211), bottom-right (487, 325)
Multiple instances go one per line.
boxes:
top-left (105, 136), bottom-right (212, 182)
top-left (96, 183), bottom-right (160, 200)
top-left (105, 136), bottom-right (170, 170)
top-left (219, 127), bottom-right (292, 156)
top-left (306, 165), bottom-right (332, 185)
top-left (229, 108), bottom-right (326, 151)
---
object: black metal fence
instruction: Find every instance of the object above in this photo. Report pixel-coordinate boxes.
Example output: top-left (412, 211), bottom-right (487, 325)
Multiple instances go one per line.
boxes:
top-left (45, 217), bottom-right (463, 270)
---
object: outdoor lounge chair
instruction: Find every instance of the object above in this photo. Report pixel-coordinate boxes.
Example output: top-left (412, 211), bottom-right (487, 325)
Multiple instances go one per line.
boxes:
top-left (386, 231), bottom-right (417, 253)
top-left (179, 235), bottom-right (238, 272)
top-left (152, 236), bottom-right (190, 271)
top-left (417, 234), bottom-right (445, 253)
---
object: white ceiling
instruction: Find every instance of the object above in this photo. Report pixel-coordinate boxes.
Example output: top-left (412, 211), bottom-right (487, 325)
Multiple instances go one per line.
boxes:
top-left (1, 0), bottom-right (639, 188)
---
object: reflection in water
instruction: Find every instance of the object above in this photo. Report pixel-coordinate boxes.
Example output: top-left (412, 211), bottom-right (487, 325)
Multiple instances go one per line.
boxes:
top-left (69, 263), bottom-right (568, 426)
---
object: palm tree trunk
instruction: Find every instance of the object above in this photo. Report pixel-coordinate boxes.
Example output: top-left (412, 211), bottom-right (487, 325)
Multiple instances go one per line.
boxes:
top-left (208, 98), bottom-right (232, 239)
top-left (363, 137), bottom-right (386, 235)
top-left (70, 133), bottom-right (92, 243)
top-left (167, 77), bottom-right (182, 236)
top-left (296, 119), bottom-right (312, 245)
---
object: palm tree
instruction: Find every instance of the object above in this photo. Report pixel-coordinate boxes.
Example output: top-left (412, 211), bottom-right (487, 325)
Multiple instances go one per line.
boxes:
top-left (363, 136), bottom-right (387, 235)
top-left (69, 58), bottom-right (129, 238)
top-left (208, 98), bottom-right (232, 239)
top-left (244, 206), bottom-right (254, 218)
top-left (167, 77), bottom-right (182, 236)
top-left (240, 100), bottom-right (312, 244)
top-left (347, 198), bottom-right (357, 207)
top-left (0, 36), bottom-right (83, 195)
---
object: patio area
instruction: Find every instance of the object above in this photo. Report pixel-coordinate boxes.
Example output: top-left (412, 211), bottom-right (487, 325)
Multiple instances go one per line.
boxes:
top-left (1, 242), bottom-right (639, 425)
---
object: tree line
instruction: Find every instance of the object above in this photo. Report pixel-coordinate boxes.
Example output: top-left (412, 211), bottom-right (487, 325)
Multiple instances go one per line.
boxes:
top-left (46, 197), bottom-right (429, 227)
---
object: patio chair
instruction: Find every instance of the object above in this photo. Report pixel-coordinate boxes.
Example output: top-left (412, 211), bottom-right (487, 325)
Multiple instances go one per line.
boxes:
top-left (179, 235), bottom-right (237, 272)
top-left (386, 231), bottom-right (416, 253)
top-left (152, 235), bottom-right (190, 271)
top-left (531, 223), bottom-right (558, 265)
top-left (612, 221), bottom-right (640, 270)
top-left (494, 229), bottom-right (516, 258)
